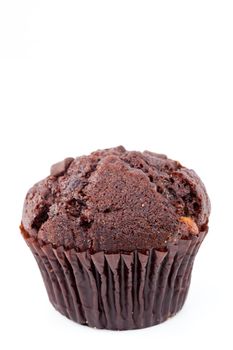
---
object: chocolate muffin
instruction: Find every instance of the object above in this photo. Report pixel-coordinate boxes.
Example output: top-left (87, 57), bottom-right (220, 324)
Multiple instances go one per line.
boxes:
top-left (20, 146), bottom-right (210, 330)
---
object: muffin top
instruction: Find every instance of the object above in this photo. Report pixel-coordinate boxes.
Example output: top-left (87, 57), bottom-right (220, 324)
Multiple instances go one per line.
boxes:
top-left (21, 146), bottom-right (210, 253)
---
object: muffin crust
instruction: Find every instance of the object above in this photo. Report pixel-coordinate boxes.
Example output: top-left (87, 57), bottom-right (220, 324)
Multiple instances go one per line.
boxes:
top-left (21, 146), bottom-right (210, 253)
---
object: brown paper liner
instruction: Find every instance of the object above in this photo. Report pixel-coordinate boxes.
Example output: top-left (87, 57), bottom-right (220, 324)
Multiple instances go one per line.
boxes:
top-left (24, 231), bottom-right (206, 330)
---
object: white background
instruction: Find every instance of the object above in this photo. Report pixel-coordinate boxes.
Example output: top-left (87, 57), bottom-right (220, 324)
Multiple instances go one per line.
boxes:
top-left (0, 1), bottom-right (233, 349)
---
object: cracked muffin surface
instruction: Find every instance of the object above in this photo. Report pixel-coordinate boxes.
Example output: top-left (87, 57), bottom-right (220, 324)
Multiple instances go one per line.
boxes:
top-left (21, 146), bottom-right (210, 253)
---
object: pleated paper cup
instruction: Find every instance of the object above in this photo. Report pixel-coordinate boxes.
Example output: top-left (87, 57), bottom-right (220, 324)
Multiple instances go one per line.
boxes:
top-left (22, 230), bottom-right (207, 330)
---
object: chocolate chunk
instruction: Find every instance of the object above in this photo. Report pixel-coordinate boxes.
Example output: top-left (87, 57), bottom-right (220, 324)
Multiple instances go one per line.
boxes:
top-left (50, 157), bottom-right (74, 177)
